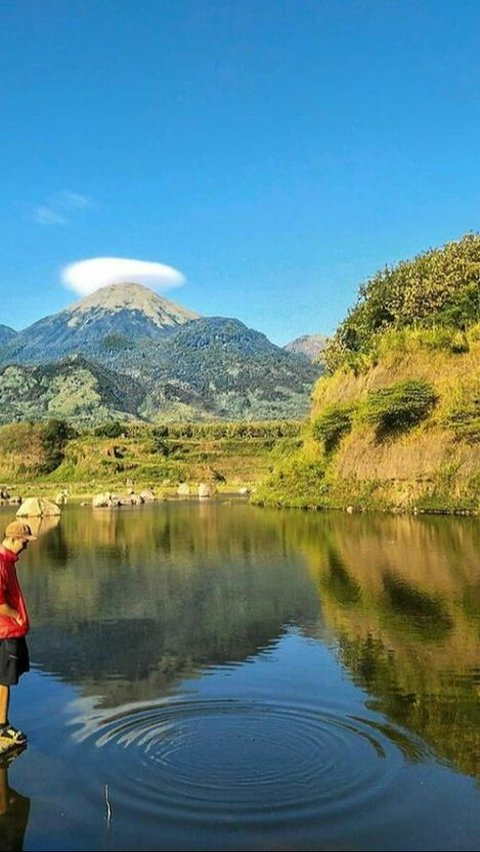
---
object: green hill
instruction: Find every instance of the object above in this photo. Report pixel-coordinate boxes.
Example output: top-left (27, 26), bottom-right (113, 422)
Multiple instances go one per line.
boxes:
top-left (0, 283), bottom-right (322, 421)
top-left (255, 233), bottom-right (480, 513)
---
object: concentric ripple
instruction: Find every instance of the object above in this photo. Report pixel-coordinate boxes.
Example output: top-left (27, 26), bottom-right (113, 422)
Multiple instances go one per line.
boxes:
top-left (74, 698), bottom-right (430, 824)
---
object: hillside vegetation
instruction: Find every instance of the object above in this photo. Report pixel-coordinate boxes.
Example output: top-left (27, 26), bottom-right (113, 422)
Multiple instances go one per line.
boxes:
top-left (255, 233), bottom-right (480, 513)
top-left (0, 419), bottom-right (302, 498)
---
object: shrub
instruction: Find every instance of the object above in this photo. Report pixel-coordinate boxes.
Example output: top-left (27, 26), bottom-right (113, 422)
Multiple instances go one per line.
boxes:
top-left (324, 233), bottom-right (480, 371)
top-left (442, 380), bottom-right (480, 442)
top-left (361, 380), bottom-right (438, 437)
top-left (253, 450), bottom-right (327, 508)
top-left (38, 418), bottom-right (77, 475)
top-left (94, 421), bottom-right (126, 438)
top-left (312, 404), bottom-right (355, 452)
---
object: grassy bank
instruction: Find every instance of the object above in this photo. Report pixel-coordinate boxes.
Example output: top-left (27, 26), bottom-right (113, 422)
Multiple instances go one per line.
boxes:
top-left (0, 419), bottom-right (302, 501)
top-left (253, 325), bottom-right (480, 514)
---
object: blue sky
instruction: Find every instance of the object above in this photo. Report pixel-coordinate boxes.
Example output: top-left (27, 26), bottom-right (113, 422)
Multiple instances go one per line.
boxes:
top-left (1, 0), bottom-right (480, 345)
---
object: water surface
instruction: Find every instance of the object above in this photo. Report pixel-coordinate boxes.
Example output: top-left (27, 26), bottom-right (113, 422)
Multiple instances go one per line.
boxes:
top-left (2, 501), bottom-right (480, 851)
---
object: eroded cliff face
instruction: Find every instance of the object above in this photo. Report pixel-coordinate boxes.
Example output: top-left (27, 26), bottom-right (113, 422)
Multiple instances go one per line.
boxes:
top-left (312, 335), bottom-right (480, 510)
top-left (257, 329), bottom-right (480, 512)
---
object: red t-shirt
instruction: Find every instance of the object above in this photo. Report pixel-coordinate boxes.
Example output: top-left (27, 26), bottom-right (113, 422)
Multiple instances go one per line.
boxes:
top-left (0, 546), bottom-right (29, 639)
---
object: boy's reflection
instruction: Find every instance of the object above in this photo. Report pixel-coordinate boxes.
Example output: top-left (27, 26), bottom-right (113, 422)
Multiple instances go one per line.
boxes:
top-left (0, 748), bottom-right (29, 852)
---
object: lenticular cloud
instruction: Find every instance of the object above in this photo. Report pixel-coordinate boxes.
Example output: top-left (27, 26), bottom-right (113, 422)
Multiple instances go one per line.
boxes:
top-left (62, 257), bottom-right (186, 296)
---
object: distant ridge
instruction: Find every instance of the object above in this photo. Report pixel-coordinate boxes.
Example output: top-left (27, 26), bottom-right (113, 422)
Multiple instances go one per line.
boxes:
top-left (0, 324), bottom-right (17, 347)
top-left (0, 283), bottom-right (323, 422)
top-left (284, 333), bottom-right (327, 363)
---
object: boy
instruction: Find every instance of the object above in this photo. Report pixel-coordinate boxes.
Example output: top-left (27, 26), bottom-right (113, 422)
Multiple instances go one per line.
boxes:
top-left (0, 520), bottom-right (37, 748)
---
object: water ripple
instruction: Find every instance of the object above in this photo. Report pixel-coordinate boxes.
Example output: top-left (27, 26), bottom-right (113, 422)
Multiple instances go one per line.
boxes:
top-left (73, 697), bottom-right (429, 825)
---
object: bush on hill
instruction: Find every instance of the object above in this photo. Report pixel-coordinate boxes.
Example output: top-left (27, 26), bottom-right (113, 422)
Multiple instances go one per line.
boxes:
top-left (325, 233), bottom-right (480, 372)
top-left (312, 404), bottom-right (355, 452)
top-left (360, 380), bottom-right (438, 438)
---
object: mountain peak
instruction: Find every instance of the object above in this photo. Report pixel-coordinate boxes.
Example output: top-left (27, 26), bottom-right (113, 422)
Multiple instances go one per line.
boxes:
top-left (66, 282), bottom-right (200, 329)
top-left (284, 333), bottom-right (327, 362)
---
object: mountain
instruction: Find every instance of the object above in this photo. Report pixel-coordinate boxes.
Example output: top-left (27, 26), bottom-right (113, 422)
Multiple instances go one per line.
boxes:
top-left (0, 324), bottom-right (17, 347)
top-left (139, 317), bottom-right (322, 420)
top-left (1, 282), bottom-right (200, 364)
top-left (0, 355), bottom-right (144, 424)
top-left (284, 333), bottom-right (327, 362)
top-left (0, 283), bottom-right (323, 422)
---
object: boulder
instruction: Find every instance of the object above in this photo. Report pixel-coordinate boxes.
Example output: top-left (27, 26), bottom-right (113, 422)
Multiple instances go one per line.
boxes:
top-left (92, 492), bottom-right (121, 508)
top-left (119, 493), bottom-right (144, 505)
top-left (16, 497), bottom-right (61, 517)
top-left (198, 482), bottom-right (216, 499)
top-left (177, 483), bottom-right (190, 496)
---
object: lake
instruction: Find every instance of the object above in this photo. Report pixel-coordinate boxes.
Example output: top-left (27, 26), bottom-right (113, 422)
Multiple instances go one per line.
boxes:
top-left (1, 499), bottom-right (480, 851)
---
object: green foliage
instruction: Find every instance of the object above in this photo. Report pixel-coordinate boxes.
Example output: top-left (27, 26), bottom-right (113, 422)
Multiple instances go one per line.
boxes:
top-left (0, 421), bottom-right (37, 454)
top-left (312, 404), bottom-right (355, 452)
top-left (150, 436), bottom-right (170, 456)
top-left (38, 418), bottom-right (77, 474)
top-left (0, 417), bottom-right (300, 487)
top-left (101, 333), bottom-right (132, 352)
top-left (155, 421), bottom-right (302, 440)
top-left (152, 425), bottom-right (169, 438)
top-left (94, 421), bottom-right (127, 438)
top-left (360, 380), bottom-right (438, 437)
top-left (324, 233), bottom-right (480, 372)
top-left (442, 380), bottom-right (480, 442)
top-left (254, 450), bottom-right (327, 508)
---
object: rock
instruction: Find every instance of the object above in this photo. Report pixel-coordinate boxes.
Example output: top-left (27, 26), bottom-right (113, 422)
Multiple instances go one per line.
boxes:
top-left (198, 482), bottom-right (216, 499)
top-left (119, 493), bottom-right (144, 505)
top-left (177, 483), bottom-right (190, 496)
top-left (140, 490), bottom-right (156, 502)
top-left (92, 492), bottom-right (120, 508)
top-left (16, 497), bottom-right (61, 517)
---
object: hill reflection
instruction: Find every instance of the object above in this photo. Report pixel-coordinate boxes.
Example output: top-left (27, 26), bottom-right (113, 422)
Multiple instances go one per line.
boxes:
top-left (17, 502), bottom-right (320, 706)
top-left (299, 512), bottom-right (480, 780)
top-left (10, 502), bottom-right (480, 781)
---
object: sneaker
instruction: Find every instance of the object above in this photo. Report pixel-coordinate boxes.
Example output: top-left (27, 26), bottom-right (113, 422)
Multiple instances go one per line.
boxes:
top-left (0, 724), bottom-right (27, 745)
top-left (0, 742), bottom-right (26, 766)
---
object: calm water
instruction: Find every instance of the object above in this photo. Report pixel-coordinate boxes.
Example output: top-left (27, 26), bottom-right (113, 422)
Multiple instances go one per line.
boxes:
top-left (1, 500), bottom-right (480, 851)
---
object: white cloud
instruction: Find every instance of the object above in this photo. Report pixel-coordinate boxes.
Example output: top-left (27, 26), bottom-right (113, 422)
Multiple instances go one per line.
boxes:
top-left (32, 191), bottom-right (91, 225)
top-left (62, 257), bottom-right (186, 296)
top-left (34, 205), bottom-right (68, 225)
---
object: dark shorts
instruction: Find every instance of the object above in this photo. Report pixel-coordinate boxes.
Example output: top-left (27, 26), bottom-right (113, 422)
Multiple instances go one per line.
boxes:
top-left (0, 638), bottom-right (30, 686)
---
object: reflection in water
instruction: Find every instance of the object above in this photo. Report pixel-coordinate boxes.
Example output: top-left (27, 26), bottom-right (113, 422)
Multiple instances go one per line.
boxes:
top-left (302, 513), bottom-right (480, 780)
top-left (22, 514), bottom-right (60, 539)
top-left (0, 748), bottom-right (29, 852)
top-left (2, 503), bottom-right (480, 850)
top-left (21, 502), bottom-right (320, 707)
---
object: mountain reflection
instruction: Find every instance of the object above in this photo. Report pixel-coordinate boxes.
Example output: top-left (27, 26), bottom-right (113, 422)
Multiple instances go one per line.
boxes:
top-left (10, 502), bottom-right (480, 782)
top-left (18, 502), bottom-right (320, 706)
